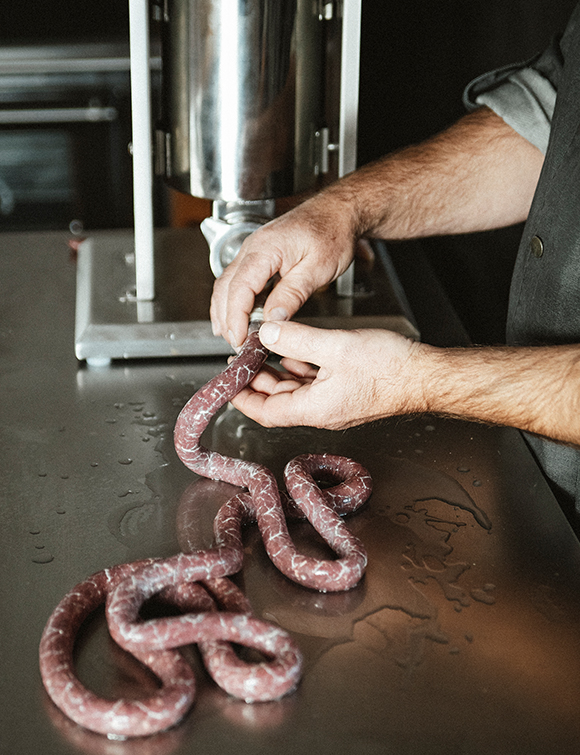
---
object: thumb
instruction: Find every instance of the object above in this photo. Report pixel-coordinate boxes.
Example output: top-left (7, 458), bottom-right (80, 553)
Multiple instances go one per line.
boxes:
top-left (262, 274), bottom-right (320, 324)
top-left (258, 320), bottom-right (337, 366)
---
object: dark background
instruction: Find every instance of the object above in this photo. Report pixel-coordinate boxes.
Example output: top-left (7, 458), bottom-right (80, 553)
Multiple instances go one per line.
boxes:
top-left (358, 1), bottom-right (578, 343)
top-left (0, 2), bottom-right (129, 45)
top-left (1, 0), bottom-right (577, 342)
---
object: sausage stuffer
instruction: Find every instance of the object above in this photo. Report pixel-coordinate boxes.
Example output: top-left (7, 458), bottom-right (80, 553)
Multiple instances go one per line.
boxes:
top-left (74, 0), bottom-right (417, 365)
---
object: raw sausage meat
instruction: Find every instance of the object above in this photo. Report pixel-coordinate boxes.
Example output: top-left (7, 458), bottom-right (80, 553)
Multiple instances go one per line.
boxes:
top-left (40, 563), bottom-right (302, 737)
top-left (173, 321), bottom-right (372, 592)
top-left (39, 320), bottom-right (371, 738)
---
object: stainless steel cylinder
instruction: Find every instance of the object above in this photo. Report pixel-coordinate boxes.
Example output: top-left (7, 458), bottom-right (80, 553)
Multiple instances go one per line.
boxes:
top-left (162, 0), bottom-right (323, 201)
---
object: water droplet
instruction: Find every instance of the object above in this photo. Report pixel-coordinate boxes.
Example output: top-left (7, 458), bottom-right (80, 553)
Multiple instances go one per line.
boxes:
top-left (105, 418), bottom-right (117, 424)
top-left (118, 458), bottom-right (133, 465)
top-left (32, 552), bottom-right (54, 564)
top-left (35, 544), bottom-right (45, 550)
top-left (395, 457), bottom-right (492, 530)
top-left (473, 479), bottom-right (482, 487)
top-left (465, 633), bottom-right (474, 643)
top-left (108, 501), bottom-right (155, 542)
top-left (29, 529), bottom-right (41, 535)
top-left (414, 449), bottom-right (423, 455)
top-left (133, 414), bottom-right (166, 429)
top-left (60, 474), bottom-right (69, 480)
top-left (90, 462), bottom-right (99, 467)
top-left (457, 466), bottom-right (470, 473)
top-left (147, 425), bottom-right (169, 437)
top-left (142, 437), bottom-right (151, 442)
top-left (55, 509), bottom-right (66, 515)
top-left (38, 472), bottom-right (47, 478)
top-left (425, 425), bottom-right (435, 432)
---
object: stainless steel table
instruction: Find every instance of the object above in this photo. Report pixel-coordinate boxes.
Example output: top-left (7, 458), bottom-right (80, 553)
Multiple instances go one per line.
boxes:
top-left (2, 231), bottom-right (580, 755)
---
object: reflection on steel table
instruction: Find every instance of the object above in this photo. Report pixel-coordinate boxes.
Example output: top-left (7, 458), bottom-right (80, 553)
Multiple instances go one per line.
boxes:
top-left (39, 325), bottom-right (373, 738)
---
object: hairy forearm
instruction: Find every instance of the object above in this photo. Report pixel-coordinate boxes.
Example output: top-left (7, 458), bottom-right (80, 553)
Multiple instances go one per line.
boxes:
top-left (211, 107), bottom-right (545, 348)
top-left (319, 106), bottom-right (545, 241)
top-left (413, 343), bottom-right (580, 446)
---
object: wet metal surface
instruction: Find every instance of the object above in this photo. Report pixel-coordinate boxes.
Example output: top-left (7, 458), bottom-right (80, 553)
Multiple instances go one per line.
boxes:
top-left (3, 231), bottom-right (580, 754)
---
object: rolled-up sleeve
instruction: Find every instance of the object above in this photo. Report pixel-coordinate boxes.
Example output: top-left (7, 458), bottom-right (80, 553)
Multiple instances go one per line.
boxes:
top-left (463, 37), bottom-right (564, 155)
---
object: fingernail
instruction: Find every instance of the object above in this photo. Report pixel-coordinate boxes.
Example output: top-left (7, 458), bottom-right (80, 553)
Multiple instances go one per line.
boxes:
top-left (260, 321), bottom-right (281, 345)
top-left (268, 306), bottom-right (289, 321)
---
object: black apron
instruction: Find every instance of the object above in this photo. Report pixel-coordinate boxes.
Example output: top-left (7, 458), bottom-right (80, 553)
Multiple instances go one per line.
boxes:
top-left (467, 3), bottom-right (580, 509)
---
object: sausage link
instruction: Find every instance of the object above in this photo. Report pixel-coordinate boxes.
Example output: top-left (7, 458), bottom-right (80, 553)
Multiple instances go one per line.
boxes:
top-left (39, 322), bottom-right (371, 738)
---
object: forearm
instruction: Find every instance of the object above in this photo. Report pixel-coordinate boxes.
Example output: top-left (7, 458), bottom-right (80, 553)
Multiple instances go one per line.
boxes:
top-left (230, 322), bottom-right (580, 446)
top-left (414, 343), bottom-right (580, 446)
top-left (319, 106), bottom-right (545, 241)
top-left (211, 107), bottom-right (545, 347)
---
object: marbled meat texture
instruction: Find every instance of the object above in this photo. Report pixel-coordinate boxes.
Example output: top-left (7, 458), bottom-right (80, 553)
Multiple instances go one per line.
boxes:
top-left (174, 322), bottom-right (372, 592)
top-left (39, 321), bottom-right (371, 739)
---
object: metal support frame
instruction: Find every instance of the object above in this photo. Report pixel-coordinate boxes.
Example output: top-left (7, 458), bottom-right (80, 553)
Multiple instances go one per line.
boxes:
top-left (128, 0), bottom-right (155, 303)
top-left (74, 0), bottom-right (411, 365)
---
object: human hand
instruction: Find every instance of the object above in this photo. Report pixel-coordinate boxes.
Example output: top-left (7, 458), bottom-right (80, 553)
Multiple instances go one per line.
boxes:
top-left (209, 193), bottom-right (357, 349)
top-left (229, 321), bottom-right (427, 430)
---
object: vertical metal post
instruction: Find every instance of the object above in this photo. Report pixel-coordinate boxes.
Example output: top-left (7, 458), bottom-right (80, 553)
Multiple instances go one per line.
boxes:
top-left (338, 0), bottom-right (360, 179)
top-left (336, 0), bottom-right (361, 298)
top-left (128, 0), bottom-right (155, 302)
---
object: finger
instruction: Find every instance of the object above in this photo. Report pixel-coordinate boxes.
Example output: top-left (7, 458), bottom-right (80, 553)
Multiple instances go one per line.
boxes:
top-left (243, 367), bottom-right (305, 397)
top-left (280, 357), bottom-right (318, 379)
top-left (247, 361), bottom-right (287, 380)
top-left (229, 387), bottom-right (276, 426)
top-left (210, 235), bottom-right (282, 347)
top-left (261, 270), bottom-right (317, 324)
top-left (210, 262), bottom-right (260, 348)
top-left (261, 247), bottom-right (349, 324)
top-left (214, 221), bottom-right (298, 347)
top-left (210, 267), bottom-right (236, 340)
top-left (259, 320), bottom-right (342, 367)
top-left (230, 383), bottom-right (308, 428)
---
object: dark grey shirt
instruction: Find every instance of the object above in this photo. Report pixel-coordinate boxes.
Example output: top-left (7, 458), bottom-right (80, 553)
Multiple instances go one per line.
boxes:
top-left (464, 4), bottom-right (580, 510)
